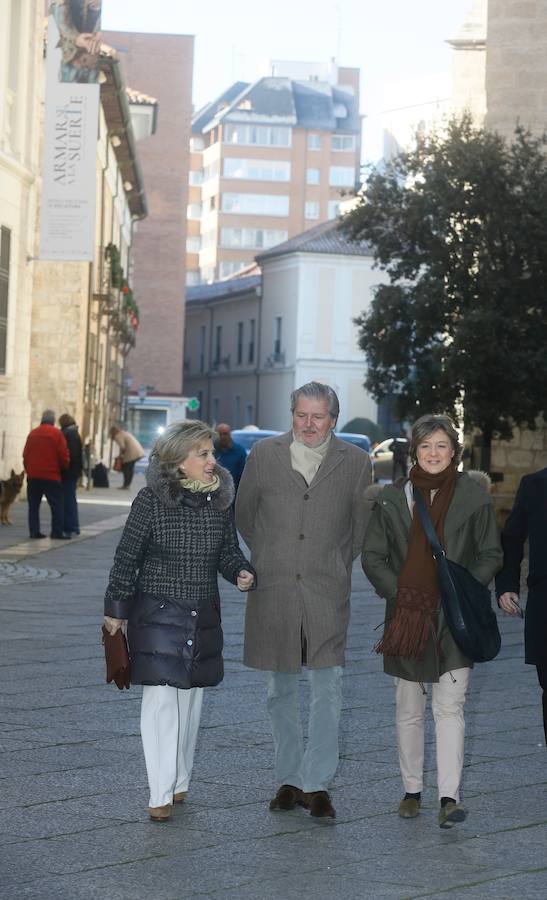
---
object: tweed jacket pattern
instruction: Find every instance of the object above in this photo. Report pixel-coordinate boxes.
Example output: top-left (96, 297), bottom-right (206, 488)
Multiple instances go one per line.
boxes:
top-left (104, 459), bottom-right (253, 689)
top-left (235, 431), bottom-right (373, 673)
top-left (363, 471), bottom-right (503, 682)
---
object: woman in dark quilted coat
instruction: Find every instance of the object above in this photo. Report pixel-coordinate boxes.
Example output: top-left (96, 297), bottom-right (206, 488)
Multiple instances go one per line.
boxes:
top-left (103, 421), bottom-right (254, 822)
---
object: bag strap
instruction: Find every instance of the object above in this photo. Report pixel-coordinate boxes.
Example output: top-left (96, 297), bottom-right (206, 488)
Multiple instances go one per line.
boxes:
top-left (412, 487), bottom-right (446, 560)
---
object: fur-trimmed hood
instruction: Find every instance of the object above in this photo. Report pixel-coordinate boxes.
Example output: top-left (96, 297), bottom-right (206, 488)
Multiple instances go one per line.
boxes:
top-left (465, 469), bottom-right (491, 492)
top-left (146, 454), bottom-right (235, 510)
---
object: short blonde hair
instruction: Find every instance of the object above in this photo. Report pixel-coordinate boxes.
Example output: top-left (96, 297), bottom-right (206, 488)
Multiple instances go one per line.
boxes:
top-left (410, 414), bottom-right (461, 464)
top-left (151, 420), bottom-right (215, 479)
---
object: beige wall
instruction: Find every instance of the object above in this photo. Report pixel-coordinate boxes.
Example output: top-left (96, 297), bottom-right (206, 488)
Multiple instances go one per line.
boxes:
top-left (0, 0), bottom-right (43, 474)
top-left (486, 0), bottom-right (547, 136)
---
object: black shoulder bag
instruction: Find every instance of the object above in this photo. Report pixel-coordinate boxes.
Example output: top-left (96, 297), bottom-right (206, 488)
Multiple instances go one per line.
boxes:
top-left (413, 488), bottom-right (501, 663)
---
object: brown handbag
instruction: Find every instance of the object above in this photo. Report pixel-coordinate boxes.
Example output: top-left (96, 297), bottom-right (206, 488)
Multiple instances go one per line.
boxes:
top-left (113, 456), bottom-right (123, 472)
top-left (101, 625), bottom-right (130, 690)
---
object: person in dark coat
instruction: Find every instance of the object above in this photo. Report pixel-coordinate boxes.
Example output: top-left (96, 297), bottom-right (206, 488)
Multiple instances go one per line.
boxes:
top-left (389, 430), bottom-right (410, 481)
top-left (496, 467), bottom-right (547, 745)
top-left (103, 420), bottom-right (255, 822)
top-left (214, 423), bottom-right (247, 492)
top-left (58, 413), bottom-right (83, 535)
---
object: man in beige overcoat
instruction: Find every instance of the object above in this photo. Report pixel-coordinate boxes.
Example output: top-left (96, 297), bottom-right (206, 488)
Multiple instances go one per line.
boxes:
top-left (235, 382), bottom-right (372, 818)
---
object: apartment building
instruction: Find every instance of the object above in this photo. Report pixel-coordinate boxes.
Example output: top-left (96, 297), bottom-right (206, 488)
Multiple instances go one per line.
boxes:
top-left (187, 61), bottom-right (361, 285)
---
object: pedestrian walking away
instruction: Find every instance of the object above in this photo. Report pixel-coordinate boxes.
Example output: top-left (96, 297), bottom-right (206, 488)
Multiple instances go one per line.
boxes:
top-left (363, 414), bottom-right (502, 828)
top-left (110, 424), bottom-right (145, 489)
top-left (59, 413), bottom-right (83, 536)
top-left (214, 423), bottom-right (247, 493)
top-left (390, 429), bottom-right (410, 481)
top-left (22, 409), bottom-right (70, 539)
top-left (103, 420), bottom-right (255, 822)
top-left (496, 467), bottom-right (547, 746)
top-left (235, 381), bottom-right (372, 819)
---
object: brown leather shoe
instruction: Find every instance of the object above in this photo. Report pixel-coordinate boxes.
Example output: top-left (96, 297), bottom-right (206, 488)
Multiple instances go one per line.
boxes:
top-left (148, 804), bottom-right (171, 822)
top-left (305, 791), bottom-right (336, 818)
top-left (173, 791), bottom-right (187, 804)
top-left (269, 784), bottom-right (306, 811)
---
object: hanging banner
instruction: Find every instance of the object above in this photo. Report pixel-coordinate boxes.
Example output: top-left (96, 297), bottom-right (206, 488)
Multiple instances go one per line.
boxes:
top-left (40, 1), bottom-right (103, 261)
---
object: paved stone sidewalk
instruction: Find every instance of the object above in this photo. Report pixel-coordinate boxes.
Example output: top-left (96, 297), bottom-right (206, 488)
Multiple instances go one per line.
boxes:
top-left (0, 504), bottom-right (545, 900)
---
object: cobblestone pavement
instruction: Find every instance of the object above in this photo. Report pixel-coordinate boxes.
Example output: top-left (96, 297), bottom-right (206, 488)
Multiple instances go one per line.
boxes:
top-left (0, 491), bottom-right (545, 899)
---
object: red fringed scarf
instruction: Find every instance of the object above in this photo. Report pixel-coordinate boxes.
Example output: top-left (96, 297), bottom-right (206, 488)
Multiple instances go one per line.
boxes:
top-left (375, 463), bottom-right (457, 660)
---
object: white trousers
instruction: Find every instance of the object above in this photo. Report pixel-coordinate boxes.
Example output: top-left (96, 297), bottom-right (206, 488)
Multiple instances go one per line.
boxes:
top-left (394, 667), bottom-right (470, 803)
top-left (140, 684), bottom-right (203, 808)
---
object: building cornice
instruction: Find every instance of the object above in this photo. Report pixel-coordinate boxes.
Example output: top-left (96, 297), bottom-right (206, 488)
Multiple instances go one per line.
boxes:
top-left (99, 55), bottom-right (148, 218)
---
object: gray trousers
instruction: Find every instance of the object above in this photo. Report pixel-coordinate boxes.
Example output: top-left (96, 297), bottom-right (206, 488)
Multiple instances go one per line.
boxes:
top-left (266, 666), bottom-right (343, 793)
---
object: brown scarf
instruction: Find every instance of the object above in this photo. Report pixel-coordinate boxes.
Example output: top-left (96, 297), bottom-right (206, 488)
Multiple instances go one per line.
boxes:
top-left (375, 462), bottom-right (457, 660)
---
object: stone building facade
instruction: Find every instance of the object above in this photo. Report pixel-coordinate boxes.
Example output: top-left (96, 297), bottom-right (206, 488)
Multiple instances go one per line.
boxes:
top-left (0, 0), bottom-right (43, 475)
top-left (29, 48), bottom-right (150, 467)
top-left (0, 7), bottom-right (153, 475)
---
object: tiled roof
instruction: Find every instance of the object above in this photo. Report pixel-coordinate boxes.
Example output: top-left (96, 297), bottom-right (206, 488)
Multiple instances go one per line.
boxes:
top-left (126, 86), bottom-right (158, 106)
top-left (256, 219), bottom-right (372, 261)
top-left (186, 273), bottom-right (261, 305)
top-left (191, 82), bottom-right (249, 134)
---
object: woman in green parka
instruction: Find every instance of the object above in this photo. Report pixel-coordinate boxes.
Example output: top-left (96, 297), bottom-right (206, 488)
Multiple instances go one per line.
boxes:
top-left (362, 414), bottom-right (502, 829)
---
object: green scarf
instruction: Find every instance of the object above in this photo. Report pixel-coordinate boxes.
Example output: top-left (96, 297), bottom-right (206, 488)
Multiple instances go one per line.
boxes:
top-left (179, 473), bottom-right (220, 493)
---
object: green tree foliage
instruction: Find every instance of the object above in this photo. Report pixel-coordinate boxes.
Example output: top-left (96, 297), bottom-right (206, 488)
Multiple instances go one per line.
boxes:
top-left (340, 417), bottom-right (384, 443)
top-left (341, 115), bottom-right (547, 467)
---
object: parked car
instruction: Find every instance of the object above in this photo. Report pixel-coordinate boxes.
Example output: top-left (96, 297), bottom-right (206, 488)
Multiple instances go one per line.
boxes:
top-left (371, 438), bottom-right (395, 482)
top-left (231, 429), bottom-right (281, 455)
top-left (336, 432), bottom-right (371, 453)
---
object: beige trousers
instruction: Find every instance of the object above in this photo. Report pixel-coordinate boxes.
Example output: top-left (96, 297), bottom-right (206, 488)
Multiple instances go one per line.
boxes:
top-left (394, 667), bottom-right (470, 802)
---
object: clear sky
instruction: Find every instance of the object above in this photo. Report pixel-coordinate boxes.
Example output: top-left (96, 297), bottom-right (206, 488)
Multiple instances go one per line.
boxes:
top-left (102, 0), bottom-right (474, 159)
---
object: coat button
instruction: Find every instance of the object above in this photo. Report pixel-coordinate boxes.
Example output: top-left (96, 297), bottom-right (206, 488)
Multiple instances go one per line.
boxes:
top-left (190, 610), bottom-right (197, 616)
top-left (299, 534), bottom-right (305, 540)
top-left (159, 603), bottom-right (165, 608)
top-left (187, 639), bottom-right (193, 646)
top-left (296, 574), bottom-right (302, 580)
top-left (303, 493), bottom-right (309, 500)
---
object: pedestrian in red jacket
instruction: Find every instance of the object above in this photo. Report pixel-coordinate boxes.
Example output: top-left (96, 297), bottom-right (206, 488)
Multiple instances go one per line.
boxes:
top-left (22, 409), bottom-right (70, 539)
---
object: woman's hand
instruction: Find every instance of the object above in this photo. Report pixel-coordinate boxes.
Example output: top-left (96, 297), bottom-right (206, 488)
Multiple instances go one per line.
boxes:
top-left (498, 592), bottom-right (521, 616)
top-left (104, 615), bottom-right (124, 635)
top-left (237, 570), bottom-right (254, 592)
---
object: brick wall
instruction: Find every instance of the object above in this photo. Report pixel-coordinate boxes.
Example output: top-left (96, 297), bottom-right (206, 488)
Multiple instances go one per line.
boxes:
top-left (103, 31), bottom-right (194, 396)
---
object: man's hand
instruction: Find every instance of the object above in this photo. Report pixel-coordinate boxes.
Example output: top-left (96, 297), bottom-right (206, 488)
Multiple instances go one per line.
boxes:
top-left (498, 591), bottom-right (522, 616)
top-left (103, 615), bottom-right (124, 635)
top-left (237, 570), bottom-right (254, 592)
